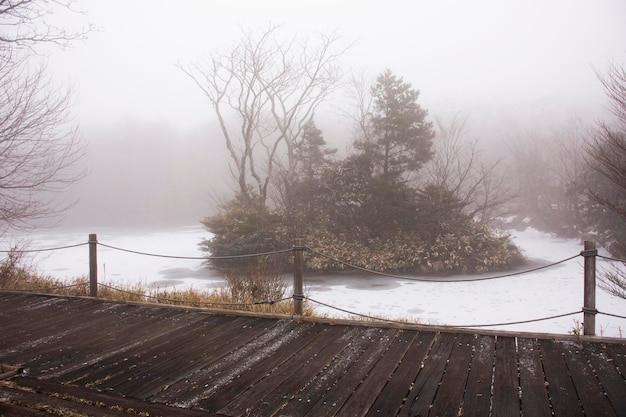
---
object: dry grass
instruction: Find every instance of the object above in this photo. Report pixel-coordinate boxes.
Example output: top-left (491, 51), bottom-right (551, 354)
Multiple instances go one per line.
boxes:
top-left (0, 254), bottom-right (313, 316)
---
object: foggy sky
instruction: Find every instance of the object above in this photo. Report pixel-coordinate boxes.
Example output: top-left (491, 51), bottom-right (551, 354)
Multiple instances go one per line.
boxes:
top-left (44, 0), bottom-right (626, 228)
top-left (49, 0), bottom-right (626, 126)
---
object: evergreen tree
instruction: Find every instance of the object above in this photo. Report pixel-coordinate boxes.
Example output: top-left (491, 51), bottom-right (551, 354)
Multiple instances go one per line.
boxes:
top-left (359, 69), bottom-right (435, 181)
top-left (294, 120), bottom-right (336, 182)
top-left (320, 152), bottom-right (419, 241)
top-left (282, 120), bottom-right (336, 228)
top-left (415, 184), bottom-right (467, 243)
top-left (200, 194), bottom-right (286, 269)
top-left (332, 69), bottom-right (436, 240)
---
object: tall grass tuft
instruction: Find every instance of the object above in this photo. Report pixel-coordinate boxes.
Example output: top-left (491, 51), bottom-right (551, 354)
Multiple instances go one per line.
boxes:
top-left (225, 259), bottom-right (286, 304)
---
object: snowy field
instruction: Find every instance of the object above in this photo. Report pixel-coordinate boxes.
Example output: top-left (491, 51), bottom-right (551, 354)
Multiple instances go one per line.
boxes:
top-left (2, 225), bottom-right (625, 338)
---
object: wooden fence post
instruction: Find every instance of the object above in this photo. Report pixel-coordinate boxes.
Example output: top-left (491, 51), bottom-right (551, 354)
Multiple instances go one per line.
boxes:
top-left (582, 241), bottom-right (597, 336)
top-left (89, 234), bottom-right (98, 297)
top-left (293, 238), bottom-right (304, 316)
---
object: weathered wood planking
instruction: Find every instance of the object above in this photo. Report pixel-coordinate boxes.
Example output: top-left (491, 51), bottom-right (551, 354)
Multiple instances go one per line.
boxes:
top-left (517, 337), bottom-right (552, 416)
top-left (462, 334), bottom-right (495, 414)
top-left (1, 291), bottom-right (625, 416)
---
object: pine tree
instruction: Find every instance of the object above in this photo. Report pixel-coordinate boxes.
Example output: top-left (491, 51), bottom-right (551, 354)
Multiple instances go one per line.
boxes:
top-left (361, 69), bottom-right (435, 181)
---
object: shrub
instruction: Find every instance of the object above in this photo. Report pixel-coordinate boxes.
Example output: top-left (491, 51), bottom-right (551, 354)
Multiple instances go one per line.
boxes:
top-left (200, 195), bottom-right (290, 270)
top-left (304, 221), bottom-right (524, 275)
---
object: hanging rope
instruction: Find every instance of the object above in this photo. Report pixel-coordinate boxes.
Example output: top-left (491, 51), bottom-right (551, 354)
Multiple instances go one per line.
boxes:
top-left (598, 254), bottom-right (626, 263)
top-left (0, 242), bottom-right (88, 253)
top-left (444, 310), bottom-right (583, 328)
top-left (305, 245), bottom-right (581, 282)
top-left (305, 296), bottom-right (582, 328)
top-left (303, 297), bottom-right (410, 324)
top-left (597, 310), bottom-right (626, 320)
top-left (96, 242), bottom-right (292, 260)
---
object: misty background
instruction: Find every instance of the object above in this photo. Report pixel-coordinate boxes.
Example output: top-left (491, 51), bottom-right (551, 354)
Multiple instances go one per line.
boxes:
top-left (45, 0), bottom-right (626, 229)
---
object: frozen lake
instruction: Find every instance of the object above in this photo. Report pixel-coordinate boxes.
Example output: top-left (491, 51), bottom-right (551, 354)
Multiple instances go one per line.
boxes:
top-left (2, 225), bottom-right (625, 338)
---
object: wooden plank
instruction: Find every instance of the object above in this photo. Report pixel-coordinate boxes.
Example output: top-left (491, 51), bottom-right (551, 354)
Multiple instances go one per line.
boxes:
top-left (218, 325), bottom-right (357, 417)
top-left (53, 309), bottom-right (206, 383)
top-left (335, 330), bottom-right (418, 417)
top-left (539, 339), bottom-right (584, 417)
top-left (2, 306), bottom-right (193, 368)
top-left (0, 385), bottom-right (136, 417)
top-left (606, 342), bottom-right (626, 378)
top-left (188, 321), bottom-right (324, 411)
top-left (10, 377), bottom-right (216, 417)
top-left (159, 319), bottom-right (304, 408)
top-left (287, 328), bottom-right (398, 417)
top-left (67, 312), bottom-right (217, 388)
top-left (115, 316), bottom-right (278, 398)
top-left (364, 331), bottom-right (436, 417)
top-left (428, 332), bottom-right (475, 417)
top-left (462, 334), bottom-right (495, 415)
top-left (132, 318), bottom-right (297, 400)
top-left (254, 327), bottom-right (388, 416)
top-left (560, 340), bottom-right (618, 417)
top-left (0, 297), bottom-right (88, 324)
top-left (517, 337), bottom-right (551, 417)
top-left (58, 310), bottom-right (211, 386)
top-left (398, 332), bottom-right (457, 417)
top-left (11, 306), bottom-right (189, 375)
top-left (492, 336), bottom-right (520, 417)
top-left (92, 315), bottom-right (255, 391)
top-left (0, 402), bottom-right (50, 416)
top-left (584, 341), bottom-right (626, 417)
top-left (0, 298), bottom-right (97, 350)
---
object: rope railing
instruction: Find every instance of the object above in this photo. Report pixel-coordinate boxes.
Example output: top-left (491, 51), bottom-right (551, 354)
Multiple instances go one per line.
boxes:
top-left (304, 296), bottom-right (584, 328)
top-left (443, 310), bottom-right (584, 329)
top-left (303, 296), bottom-right (420, 324)
top-left (96, 242), bottom-right (293, 260)
top-left (0, 242), bottom-right (88, 253)
top-left (598, 254), bottom-right (626, 263)
top-left (305, 245), bottom-right (581, 282)
top-left (1, 233), bottom-right (623, 336)
top-left (597, 310), bottom-right (626, 320)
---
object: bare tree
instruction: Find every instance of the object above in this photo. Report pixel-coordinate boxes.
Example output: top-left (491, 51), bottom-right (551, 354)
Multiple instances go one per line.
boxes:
top-left (586, 62), bottom-right (626, 299)
top-left (546, 119), bottom-right (588, 230)
top-left (507, 130), bottom-right (552, 221)
top-left (598, 264), bottom-right (626, 300)
top-left (425, 114), bottom-right (514, 224)
top-left (182, 25), bottom-right (347, 208)
top-left (343, 72), bottom-right (375, 144)
top-left (509, 118), bottom-right (589, 235)
top-left (0, 1), bottom-right (88, 233)
top-left (0, 0), bottom-right (91, 50)
top-left (587, 62), bottom-right (626, 220)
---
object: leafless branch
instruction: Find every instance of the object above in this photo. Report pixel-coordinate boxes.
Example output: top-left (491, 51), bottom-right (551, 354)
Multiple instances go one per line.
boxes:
top-left (0, 57), bottom-right (86, 232)
top-left (0, 0), bottom-right (93, 51)
top-left (181, 25), bottom-right (348, 208)
top-left (425, 113), bottom-right (513, 224)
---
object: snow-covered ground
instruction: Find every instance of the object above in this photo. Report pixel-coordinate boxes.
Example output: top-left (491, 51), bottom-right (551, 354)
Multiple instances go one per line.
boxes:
top-left (3, 225), bottom-right (625, 337)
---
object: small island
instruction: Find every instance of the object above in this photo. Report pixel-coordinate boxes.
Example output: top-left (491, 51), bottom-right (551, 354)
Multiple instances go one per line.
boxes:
top-left (193, 60), bottom-right (524, 274)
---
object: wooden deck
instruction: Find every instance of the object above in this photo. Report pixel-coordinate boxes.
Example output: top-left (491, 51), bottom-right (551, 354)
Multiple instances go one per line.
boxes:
top-left (0, 291), bottom-right (624, 417)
